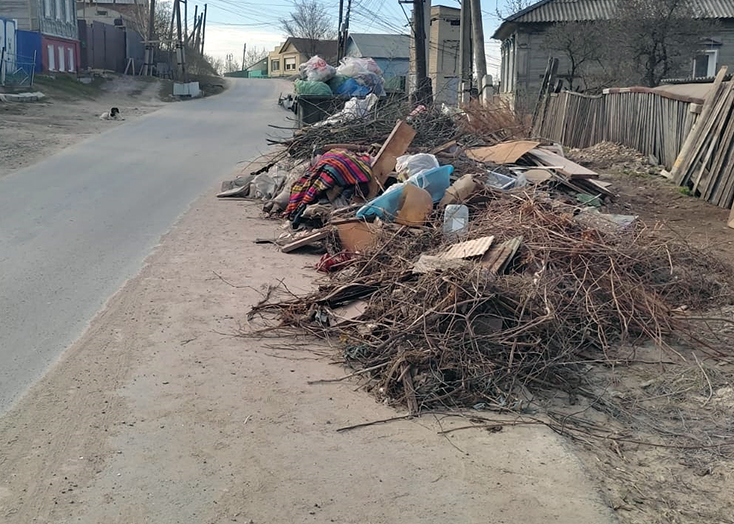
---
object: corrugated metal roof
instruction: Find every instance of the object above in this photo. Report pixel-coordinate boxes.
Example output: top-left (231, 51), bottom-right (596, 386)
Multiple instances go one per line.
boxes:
top-left (507, 0), bottom-right (734, 24)
top-left (348, 34), bottom-right (411, 59)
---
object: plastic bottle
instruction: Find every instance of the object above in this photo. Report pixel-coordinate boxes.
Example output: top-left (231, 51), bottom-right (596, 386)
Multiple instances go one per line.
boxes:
top-left (443, 204), bottom-right (469, 239)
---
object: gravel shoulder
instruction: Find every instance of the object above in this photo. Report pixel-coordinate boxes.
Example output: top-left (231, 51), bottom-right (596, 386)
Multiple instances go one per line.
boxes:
top-left (0, 191), bottom-right (615, 524)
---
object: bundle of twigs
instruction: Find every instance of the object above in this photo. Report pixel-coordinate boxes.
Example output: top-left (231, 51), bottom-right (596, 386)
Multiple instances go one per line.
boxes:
top-left (269, 96), bottom-right (493, 160)
top-left (248, 193), bottom-right (732, 412)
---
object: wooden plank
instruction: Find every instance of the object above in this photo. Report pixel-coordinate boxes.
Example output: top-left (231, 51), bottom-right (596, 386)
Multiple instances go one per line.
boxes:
top-left (367, 120), bottom-right (416, 198)
top-left (671, 67), bottom-right (728, 183)
top-left (465, 140), bottom-right (541, 164)
top-left (693, 82), bottom-right (734, 195)
top-left (280, 229), bottom-right (330, 253)
top-left (728, 201), bottom-right (734, 229)
top-left (526, 148), bottom-right (598, 179)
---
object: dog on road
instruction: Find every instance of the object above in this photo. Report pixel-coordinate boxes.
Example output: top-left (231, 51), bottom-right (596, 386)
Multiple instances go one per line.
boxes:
top-left (100, 107), bottom-right (123, 120)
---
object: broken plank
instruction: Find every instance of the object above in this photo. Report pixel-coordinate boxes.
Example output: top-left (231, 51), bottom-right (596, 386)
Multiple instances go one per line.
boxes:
top-left (368, 120), bottom-right (417, 198)
top-left (526, 148), bottom-right (598, 179)
top-left (280, 229), bottom-right (330, 253)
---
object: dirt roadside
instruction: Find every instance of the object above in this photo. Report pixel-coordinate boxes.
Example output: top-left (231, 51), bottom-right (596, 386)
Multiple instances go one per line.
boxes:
top-left (0, 192), bottom-right (615, 524)
top-left (0, 75), bottom-right (164, 178)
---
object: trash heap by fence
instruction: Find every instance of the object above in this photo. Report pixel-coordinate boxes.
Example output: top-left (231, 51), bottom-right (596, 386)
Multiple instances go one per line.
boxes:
top-left (217, 98), bottom-right (733, 414)
top-left (534, 88), bottom-right (702, 171)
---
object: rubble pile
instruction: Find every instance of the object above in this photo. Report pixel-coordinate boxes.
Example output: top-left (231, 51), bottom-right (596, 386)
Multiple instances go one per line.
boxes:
top-left (228, 109), bottom-right (733, 414)
top-left (567, 141), bottom-right (659, 173)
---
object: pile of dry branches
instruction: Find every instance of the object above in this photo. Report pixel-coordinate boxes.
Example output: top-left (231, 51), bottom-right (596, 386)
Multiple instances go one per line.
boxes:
top-left (269, 96), bottom-right (528, 160)
top-left (249, 193), bottom-right (732, 413)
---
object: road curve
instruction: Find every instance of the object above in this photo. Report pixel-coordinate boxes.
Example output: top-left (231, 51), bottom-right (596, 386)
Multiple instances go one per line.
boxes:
top-left (0, 79), bottom-right (291, 413)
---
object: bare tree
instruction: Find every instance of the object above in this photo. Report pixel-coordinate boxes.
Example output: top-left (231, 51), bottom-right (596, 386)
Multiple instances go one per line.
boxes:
top-left (280, 0), bottom-right (337, 57)
top-left (544, 22), bottom-right (609, 91)
top-left (613, 0), bottom-right (716, 87)
top-left (243, 46), bottom-right (269, 69)
top-left (495, 0), bottom-right (535, 20)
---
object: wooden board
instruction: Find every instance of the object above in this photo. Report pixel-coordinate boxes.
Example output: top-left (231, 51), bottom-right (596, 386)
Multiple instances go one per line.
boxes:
top-left (671, 66), bottom-right (728, 184)
top-left (368, 120), bottom-right (416, 198)
top-left (523, 168), bottom-right (553, 185)
top-left (465, 140), bottom-right (540, 165)
top-left (280, 229), bottom-right (330, 253)
top-left (480, 236), bottom-right (523, 274)
top-left (526, 149), bottom-right (598, 179)
top-left (729, 201), bottom-right (734, 229)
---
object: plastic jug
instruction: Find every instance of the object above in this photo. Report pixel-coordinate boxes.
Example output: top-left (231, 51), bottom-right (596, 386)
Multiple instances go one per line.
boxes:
top-left (443, 204), bottom-right (469, 239)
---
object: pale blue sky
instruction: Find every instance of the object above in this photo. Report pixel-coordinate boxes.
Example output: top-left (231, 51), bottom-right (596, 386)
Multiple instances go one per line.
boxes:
top-left (197, 0), bottom-right (505, 76)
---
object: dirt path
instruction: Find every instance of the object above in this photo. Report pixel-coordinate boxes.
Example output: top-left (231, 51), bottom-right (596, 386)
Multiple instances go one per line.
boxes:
top-left (0, 191), bottom-right (615, 524)
top-left (0, 76), bottom-right (164, 178)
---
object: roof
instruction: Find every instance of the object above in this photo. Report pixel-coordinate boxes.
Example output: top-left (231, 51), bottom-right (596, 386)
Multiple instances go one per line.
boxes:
top-left (245, 57), bottom-right (268, 71)
top-left (493, 0), bottom-right (734, 40)
top-left (279, 37), bottom-right (338, 59)
top-left (347, 33), bottom-right (410, 59)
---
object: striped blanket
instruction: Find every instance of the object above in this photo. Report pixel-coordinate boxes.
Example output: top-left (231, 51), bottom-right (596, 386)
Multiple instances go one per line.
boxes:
top-left (285, 150), bottom-right (373, 220)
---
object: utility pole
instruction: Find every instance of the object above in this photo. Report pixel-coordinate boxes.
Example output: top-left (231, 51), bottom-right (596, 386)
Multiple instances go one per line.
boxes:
top-left (183, 0), bottom-right (187, 41)
top-left (174, 0), bottom-right (186, 80)
top-left (412, 0), bottom-right (431, 103)
top-left (337, 0), bottom-right (344, 61)
top-left (341, 0), bottom-right (352, 60)
top-left (469, 0), bottom-right (486, 87)
top-left (142, 0), bottom-right (156, 76)
top-left (242, 43), bottom-right (246, 71)
top-left (458, 0), bottom-right (472, 104)
top-left (200, 3), bottom-right (207, 54)
top-left (187, 4), bottom-right (198, 45)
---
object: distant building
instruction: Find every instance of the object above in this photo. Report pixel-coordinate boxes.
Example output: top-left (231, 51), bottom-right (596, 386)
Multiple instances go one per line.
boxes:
top-left (346, 32), bottom-right (410, 88)
top-left (76, 0), bottom-right (146, 28)
top-left (493, 0), bottom-right (734, 113)
top-left (428, 5), bottom-right (460, 105)
top-left (268, 38), bottom-right (338, 78)
top-left (0, 0), bottom-right (80, 72)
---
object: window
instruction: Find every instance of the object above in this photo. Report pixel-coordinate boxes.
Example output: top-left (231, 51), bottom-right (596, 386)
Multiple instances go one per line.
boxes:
top-left (271, 60), bottom-right (280, 71)
top-left (66, 0), bottom-right (74, 22)
top-left (68, 48), bottom-right (75, 72)
top-left (58, 46), bottom-right (65, 72)
top-left (55, 0), bottom-right (63, 20)
top-left (47, 44), bottom-right (55, 71)
top-left (284, 57), bottom-right (296, 71)
top-left (693, 49), bottom-right (718, 78)
top-left (43, 0), bottom-right (52, 18)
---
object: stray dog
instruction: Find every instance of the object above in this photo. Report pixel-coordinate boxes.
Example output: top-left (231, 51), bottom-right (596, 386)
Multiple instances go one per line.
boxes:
top-left (100, 107), bottom-right (123, 120)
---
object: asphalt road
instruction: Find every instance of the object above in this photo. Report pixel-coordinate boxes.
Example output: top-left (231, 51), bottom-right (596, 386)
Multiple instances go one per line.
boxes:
top-left (0, 79), bottom-right (291, 413)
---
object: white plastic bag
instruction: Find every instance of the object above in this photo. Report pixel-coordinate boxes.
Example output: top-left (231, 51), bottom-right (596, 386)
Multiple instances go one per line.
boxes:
top-left (336, 57), bottom-right (383, 78)
top-left (300, 55), bottom-right (336, 83)
top-left (395, 153), bottom-right (440, 181)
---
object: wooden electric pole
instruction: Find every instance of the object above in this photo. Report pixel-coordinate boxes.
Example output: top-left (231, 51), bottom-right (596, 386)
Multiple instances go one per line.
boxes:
top-left (412, 0), bottom-right (431, 104)
top-left (143, 0), bottom-right (156, 76)
top-left (174, 0), bottom-right (186, 80)
top-left (242, 43), bottom-right (246, 70)
top-left (458, 0), bottom-right (472, 103)
top-left (200, 3), bottom-right (207, 54)
top-left (337, 0), bottom-right (344, 60)
top-left (341, 0), bottom-right (352, 60)
top-left (469, 0), bottom-right (486, 85)
top-left (183, 0), bottom-right (187, 41)
top-left (187, 4), bottom-right (198, 45)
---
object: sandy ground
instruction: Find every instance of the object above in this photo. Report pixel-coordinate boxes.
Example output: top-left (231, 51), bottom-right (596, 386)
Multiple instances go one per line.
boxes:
top-left (0, 192), bottom-right (616, 524)
top-left (0, 76), bottom-right (164, 178)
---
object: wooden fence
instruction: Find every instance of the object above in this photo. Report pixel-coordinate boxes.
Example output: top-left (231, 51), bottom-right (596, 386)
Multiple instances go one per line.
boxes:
top-left (533, 89), bottom-right (704, 170)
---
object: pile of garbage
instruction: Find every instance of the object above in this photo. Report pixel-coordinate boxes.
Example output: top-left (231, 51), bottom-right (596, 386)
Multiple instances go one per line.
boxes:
top-left (225, 117), bottom-right (733, 414)
top-left (567, 141), bottom-right (661, 174)
top-left (295, 56), bottom-right (387, 97)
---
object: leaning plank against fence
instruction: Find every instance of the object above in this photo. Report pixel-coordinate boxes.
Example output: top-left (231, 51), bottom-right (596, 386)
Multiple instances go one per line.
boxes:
top-left (534, 87), bottom-right (703, 171)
